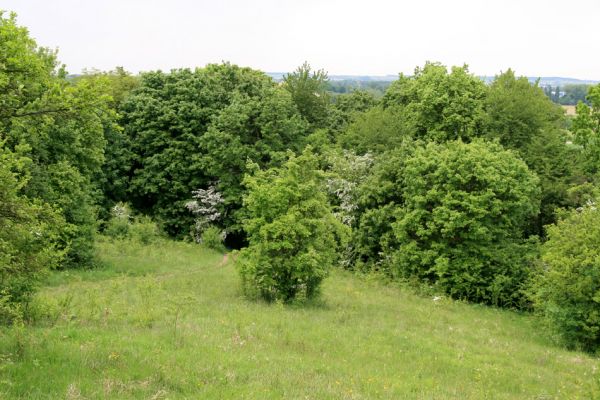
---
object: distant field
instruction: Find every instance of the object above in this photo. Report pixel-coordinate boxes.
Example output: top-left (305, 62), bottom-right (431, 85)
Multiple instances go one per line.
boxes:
top-left (0, 238), bottom-right (598, 399)
top-left (563, 105), bottom-right (577, 116)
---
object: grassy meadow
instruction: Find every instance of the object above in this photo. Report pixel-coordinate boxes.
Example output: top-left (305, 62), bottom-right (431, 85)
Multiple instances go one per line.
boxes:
top-left (0, 238), bottom-right (598, 399)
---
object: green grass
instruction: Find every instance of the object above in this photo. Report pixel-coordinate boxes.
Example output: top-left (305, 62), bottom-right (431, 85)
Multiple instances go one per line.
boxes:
top-left (1, 238), bottom-right (598, 399)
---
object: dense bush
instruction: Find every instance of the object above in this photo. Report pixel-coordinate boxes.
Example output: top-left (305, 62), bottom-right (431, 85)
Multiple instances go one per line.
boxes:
top-left (104, 203), bottom-right (160, 244)
top-left (200, 226), bottom-right (226, 252)
top-left (350, 140), bottom-right (418, 272)
top-left (236, 149), bottom-right (348, 302)
top-left (531, 202), bottom-right (600, 351)
top-left (128, 216), bottom-right (160, 244)
top-left (0, 12), bottom-right (113, 268)
top-left (104, 203), bottom-right (131, 239)
top-left (0, 147), bottom-right (64, 321)
top-left (390, 140), bottom-right (540, 307)
top-left (483, 70), bottom-right (576, 235)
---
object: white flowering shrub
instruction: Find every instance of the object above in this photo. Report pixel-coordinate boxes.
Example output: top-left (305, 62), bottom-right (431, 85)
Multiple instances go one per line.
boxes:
top-left (325, 150), bottom-right (374, 268)
top-left (326, 150), bottom-right (373, 226)
top-left (105, 202), bottom-right (132, 238)
top-left (185, 185), bottom-right (226, 244)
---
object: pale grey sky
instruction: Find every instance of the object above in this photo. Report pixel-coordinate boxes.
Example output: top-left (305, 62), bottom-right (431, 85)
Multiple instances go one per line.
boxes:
top-left (2, 0), bottom-right (599, 79)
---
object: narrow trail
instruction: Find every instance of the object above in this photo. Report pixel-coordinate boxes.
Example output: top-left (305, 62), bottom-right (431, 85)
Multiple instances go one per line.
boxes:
top-left (219, 253), bottom-right (229, 267)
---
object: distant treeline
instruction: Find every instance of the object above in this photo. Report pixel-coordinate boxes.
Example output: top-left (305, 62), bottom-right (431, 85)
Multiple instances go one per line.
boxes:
top-left (326, 80), bottom-right (391, 98)
top-left (542, 84), bottom-right (591, 105)
top-left (327, 79), bottom-right (593, 106)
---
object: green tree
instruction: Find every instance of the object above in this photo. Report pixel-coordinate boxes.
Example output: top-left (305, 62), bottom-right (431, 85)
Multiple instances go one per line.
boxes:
top-left (327, 89), bottom-right (377, 134)
top-left (0, 12), bottom-right (111, 267)
top-left (337, 105), bottom-right (413, 154)
top-left (391, 140), bottom-right (540, 307)
top-left (571, 84), bottom-right (600, 180)
top-left (236, 149), bottom-right (348, 301)
top-left (350, 140), bottom-right (418, 272)
top-left (483, 70), bottom-right (575, 235)
top-left (76, 68), bottom-right (140, 221)
top-left (0, 145), bottom-right (64, 320)
top-left (531, 202), bottom-right (600, 351)
top-left (283, 62), bottom-right (330, 129)
top-left (382, 62), bottom-right (487, 142)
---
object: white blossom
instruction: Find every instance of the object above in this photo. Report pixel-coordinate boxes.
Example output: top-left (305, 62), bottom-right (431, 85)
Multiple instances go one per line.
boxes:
top-left (186, 184), bottom-right (225, 243)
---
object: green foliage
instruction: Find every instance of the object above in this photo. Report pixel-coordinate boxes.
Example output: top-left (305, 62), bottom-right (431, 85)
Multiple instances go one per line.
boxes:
top-left (199, 85), bottom-right (308, 233)
top-left (0, 12), bottom-right (112, 268)
top-left (200, 226), bottom-right (226, 252)
top-left (382, 62), bottom-right (487, 142)
top-left (236, 149), bottom-right (348, 302)
top-left (327, 89), bottom-right (377, 134)
top-left (571, 84), bottom-right (600, 181)
top-left (76, 68), bottom-right (139, 219)
top-left (337, 106), bottom-right (413, 154)
top-left (104, 203), bottom-right (132, 239)
top-left (122, 64), bottom-right (308, 238)
top-left (326, 79), bottom-right (391, 97)
top-left (283, 62), bottom-right (330, 129)
top-left (105, 203), bottom-right (160, 244)
top-left (532, 202), bottom-right (600, 351)
top-left (484, 70), bottom-right (574, 235)
top-left (390, 140), bottom-right (540, 307)
top-left (0, 145), bottom-right (64, 321)
top-left (128, 216), bottom-right (160, 245)
top-left (544, 83), bottom-right (591, 105)
top-left (349, 140), bottom-right (418, 272)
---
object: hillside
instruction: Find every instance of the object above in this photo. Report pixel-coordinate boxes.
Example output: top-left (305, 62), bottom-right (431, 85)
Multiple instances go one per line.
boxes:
top-left (267, 72), bottom-right (600, 85)
top-left (1, 238), bottom-right (598, 399)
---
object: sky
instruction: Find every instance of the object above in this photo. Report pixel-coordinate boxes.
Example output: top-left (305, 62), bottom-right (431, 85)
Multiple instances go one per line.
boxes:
top-left (2, 0), bottom-right (599, 79)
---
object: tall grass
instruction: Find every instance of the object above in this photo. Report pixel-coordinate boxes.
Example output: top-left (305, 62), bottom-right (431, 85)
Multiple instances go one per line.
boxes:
top-left (0, 237), bottom-right (598, 399)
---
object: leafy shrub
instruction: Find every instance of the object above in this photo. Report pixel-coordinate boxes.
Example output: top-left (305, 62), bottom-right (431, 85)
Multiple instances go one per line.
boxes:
top-left (104, 202), bottom-right (131, 239)
top-left (0, 147), bottom-right (65, 322)
top-left (104, 203), bottom-right (160, 244)
top-left (236, 148), bottom-right (348, 302)
top-left (531, 201), bottom-right (600, 351)
top-left (391, 140), bottom-right (540, 307)
top-left (200, 226), bottom-right (226, 252)
top-left (129, 216), bottom-right (160, 244)
top-left (351, 140), bottom-right (418, 272)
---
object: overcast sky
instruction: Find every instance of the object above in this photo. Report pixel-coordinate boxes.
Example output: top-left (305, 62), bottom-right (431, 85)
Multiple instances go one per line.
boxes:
top-left (2, 0), bottom-right (599, 79)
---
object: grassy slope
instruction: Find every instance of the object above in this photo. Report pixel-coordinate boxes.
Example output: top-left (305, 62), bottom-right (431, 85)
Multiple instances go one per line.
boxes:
top-left (0, 238), bottom-right (598, 399)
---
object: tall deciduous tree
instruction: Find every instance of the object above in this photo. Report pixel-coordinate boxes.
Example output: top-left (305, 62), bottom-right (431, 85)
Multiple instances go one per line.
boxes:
top-left (382, 62), bottom-right (487, 142)
top-left (283, 62), bottom-right (330, 129)
top-left (1, 12), bottom-right (112, 267)
top-left (483, 70), bottom-right (574, 235)
top-left (0, 145), bottom-right (65, 320)
top-left (571, 84), bottom-right (600, 181)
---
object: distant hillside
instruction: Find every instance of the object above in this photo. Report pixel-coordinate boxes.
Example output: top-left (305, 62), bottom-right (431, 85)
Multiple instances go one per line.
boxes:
top-left (480, 76), bottom-right (600, 87)
top-left (268, 72), bottom-right (599, 86)
top-left (267, 72), bottom-right (397, 82)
